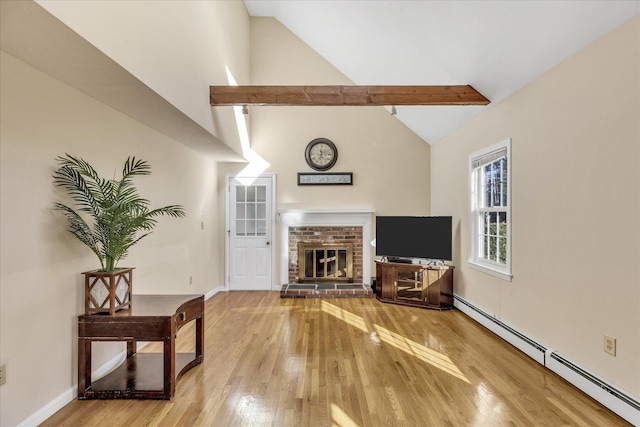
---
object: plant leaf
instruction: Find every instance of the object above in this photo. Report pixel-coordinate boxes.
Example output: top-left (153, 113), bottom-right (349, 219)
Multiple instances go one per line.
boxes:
top-left (52, 155), bottom-right (186, 271)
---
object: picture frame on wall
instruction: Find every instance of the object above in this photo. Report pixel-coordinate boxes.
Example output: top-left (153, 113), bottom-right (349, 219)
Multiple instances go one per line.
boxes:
top-left (297, 172), bottom-right (353, 186)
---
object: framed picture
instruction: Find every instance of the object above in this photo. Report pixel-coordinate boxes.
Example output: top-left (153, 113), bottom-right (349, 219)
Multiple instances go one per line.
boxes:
top-left (297, 172), bottom-right (353, 186)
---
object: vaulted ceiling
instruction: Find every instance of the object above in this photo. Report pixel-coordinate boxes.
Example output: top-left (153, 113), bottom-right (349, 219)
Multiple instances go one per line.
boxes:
top-left (2, 1), bottom-right (638, 153)
top-left (244, 1), bottom-right (639, 144)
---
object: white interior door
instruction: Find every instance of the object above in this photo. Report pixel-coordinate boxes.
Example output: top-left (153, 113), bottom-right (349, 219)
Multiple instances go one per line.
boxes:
top-left (227, 176), bottom-right (273, 290)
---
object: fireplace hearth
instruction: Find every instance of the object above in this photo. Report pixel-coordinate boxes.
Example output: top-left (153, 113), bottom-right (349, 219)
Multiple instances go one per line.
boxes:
top-left (280, 282), bottom-right (373, 298)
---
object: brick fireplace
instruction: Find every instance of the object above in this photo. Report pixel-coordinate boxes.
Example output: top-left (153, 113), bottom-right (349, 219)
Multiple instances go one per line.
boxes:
top-left (289, 227), bottom-right (362, 283)
top-left (278, 210), bottom-right (374, 285)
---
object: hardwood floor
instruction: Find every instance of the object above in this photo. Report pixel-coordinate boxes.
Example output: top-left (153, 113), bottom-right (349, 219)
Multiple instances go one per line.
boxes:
top-left (42, 292), bottom-right (629, 426)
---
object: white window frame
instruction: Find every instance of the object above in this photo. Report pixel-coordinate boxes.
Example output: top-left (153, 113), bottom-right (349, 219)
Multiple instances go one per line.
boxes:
top-left (468, 138), bottom-right (512, 281)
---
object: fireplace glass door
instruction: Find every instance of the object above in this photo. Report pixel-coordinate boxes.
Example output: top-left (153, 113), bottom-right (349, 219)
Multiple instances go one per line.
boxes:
top-left (298, 243), bottom-right (353, 282)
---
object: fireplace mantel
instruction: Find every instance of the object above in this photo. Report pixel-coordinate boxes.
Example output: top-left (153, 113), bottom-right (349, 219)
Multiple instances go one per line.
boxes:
top-left (278, 209), bottom-right (374, 286)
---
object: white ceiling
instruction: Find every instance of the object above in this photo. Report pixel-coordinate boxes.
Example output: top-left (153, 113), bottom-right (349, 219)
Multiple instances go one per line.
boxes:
top-left (0, 0), bottom-right (245, 161)
top-left (244, 1), bottom-right (639, 144)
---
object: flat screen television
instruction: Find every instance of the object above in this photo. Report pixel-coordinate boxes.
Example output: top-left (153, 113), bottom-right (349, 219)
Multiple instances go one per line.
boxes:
top-left (375, 216), bottom-right (452, 261)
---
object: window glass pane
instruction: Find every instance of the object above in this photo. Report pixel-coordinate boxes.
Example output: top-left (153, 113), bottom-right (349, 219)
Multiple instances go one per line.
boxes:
top-left (483, 164), bottom-right (492, 207)
top-left (498, 212), bottom-right (508, 263)
top-left (501, 158), bottom-right (508, 207)
top-left (236, 186), bottom-right (245, 202)
top-left (483, 212), bottom-right (491, 235)
top-left (247, 203), bottom-right (256, 219)
top-left (502, 183), bottom-right (508, 206)
top-left (482, 234), bottom-right (489, 259)
top-left (489, 236), bottom-right (497, 261)
top-left (491, 212), bottom-right (498, 237)
top-left (236, 220), bottom-right (245, 236)
top-left (236, 203), bottom-right (245, 220)
top-left (256, 186), bottom-right (266, 202)
top-left (256, 220), bottom-right (266, 236)
top-left (247, 186), bottom-right (256, 202)
top-left (498, 212), bottom-right (507, 237)
top-left (479, 157), bottom-right (509, 208)
top-left (256, 203), bottom-right (266, 220)
top-left (498, 237), bottom-right (507, 264)
top-left (246, 220), bottom-right (256, 236)
top-left (493, 161), bottom-right (501, 206)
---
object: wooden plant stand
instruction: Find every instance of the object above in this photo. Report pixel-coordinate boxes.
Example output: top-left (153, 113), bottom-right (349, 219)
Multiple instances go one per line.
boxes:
top-left (83, 268), bottom-right (133, 315)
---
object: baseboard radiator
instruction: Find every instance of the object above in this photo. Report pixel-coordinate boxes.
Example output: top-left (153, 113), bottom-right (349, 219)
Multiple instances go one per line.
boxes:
top-left (454, 294), bottom-right (640, 426)
top-left (454, 294), bottom-right (547, 364)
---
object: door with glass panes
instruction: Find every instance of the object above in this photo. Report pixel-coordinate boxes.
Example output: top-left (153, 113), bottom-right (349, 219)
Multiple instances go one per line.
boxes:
top-left (228, 176), bottom-right (273, 290)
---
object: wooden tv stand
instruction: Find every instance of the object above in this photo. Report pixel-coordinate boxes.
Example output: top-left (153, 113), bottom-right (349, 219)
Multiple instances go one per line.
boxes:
top-left (77, 294), bottom-right (204, 400)
top-left (376, 261), bottom-right (454, 310)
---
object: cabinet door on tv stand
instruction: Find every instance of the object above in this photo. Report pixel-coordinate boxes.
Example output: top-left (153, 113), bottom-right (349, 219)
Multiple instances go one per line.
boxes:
top-left (424, 269), bottom-right (442, 306)
top-left (380, 265), bottom-right (397, 300)
top-left (375, 263), bottom-right (382, 298)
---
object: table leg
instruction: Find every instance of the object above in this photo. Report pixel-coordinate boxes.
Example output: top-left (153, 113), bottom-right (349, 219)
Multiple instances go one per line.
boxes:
top-left (195, 315), bottom-right (204, 359)
top-left (163, 320), bottom-right (176, 399)
top-left (127, 340), bottom-right (137, 357)
top-left (77, 339), bottom-right (91, 399)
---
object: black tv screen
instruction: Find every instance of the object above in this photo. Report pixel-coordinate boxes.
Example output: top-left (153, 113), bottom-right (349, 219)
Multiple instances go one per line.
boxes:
top-left (375, 216), bottom-right (452, 261)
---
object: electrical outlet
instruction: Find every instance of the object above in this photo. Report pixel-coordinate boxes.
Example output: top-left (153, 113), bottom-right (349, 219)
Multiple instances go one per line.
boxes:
top-left (189, 276), bottom-right (193, 286)
top-left (604, 335), bottom-right (616, 356)
top-left (0, 364), bottom-right (6, 386)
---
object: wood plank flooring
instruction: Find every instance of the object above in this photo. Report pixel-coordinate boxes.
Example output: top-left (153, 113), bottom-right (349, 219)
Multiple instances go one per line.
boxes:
top-left (42, 292), bottom-right (630, 426)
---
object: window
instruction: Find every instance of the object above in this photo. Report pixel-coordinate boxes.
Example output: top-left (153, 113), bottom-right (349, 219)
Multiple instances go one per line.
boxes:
top-left (469, 139), bottom-right (512, 280)
top-left (235, 184), bottom-right (267, 237)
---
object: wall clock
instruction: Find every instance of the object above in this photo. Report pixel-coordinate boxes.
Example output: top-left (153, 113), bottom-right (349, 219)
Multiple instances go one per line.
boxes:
top-left (305, 138), bottom-right (338, 171)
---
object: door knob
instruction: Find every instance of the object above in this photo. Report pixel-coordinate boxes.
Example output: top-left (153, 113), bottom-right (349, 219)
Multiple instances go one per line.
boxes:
top-left (266, 241), bottom-right (271, 246)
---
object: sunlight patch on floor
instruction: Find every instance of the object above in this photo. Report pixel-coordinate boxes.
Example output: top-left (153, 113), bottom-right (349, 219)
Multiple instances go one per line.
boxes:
top-left (374, 325), bottom-right (470, 384)
top-left (321, 301), bottom-right (470, 384)
top-left (331, 403), bottom-right (361, 427)
top-left (321, 300), bottom-right (368, 333)
top-left (470, 382), bottom-right (504, 426)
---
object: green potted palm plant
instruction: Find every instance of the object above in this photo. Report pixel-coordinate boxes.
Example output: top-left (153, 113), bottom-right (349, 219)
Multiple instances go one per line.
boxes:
top-left (53, 154), bottom-right (186, 314)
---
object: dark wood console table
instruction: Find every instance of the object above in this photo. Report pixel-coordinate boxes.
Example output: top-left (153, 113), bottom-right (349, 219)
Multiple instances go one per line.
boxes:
top-left (376, 261), bottom-right (454, 310)
top-left (78, 294), bottom-right (204, 400)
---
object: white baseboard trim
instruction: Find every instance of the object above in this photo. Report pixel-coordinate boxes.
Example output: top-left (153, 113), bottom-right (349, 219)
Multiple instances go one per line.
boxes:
top-left (17, 386), bottom-right (76, 427)
top-left (17, 350), bottom-right (126, 427)
top-left (205, 285), bottom-right (226, 300)
top-left (454, 294), bottom-right (640, 426)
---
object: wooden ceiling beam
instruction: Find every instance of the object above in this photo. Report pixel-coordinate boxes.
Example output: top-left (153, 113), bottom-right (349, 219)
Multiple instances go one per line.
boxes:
top-left (209, 85), bottom-right (489, 106)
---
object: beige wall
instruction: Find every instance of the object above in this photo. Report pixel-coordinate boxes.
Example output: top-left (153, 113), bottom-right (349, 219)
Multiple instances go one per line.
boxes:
top-left (0, 51), bottom-right (223, 426)
top-left (218, 18), bottom-right (431, 284)
top-left (431, 16), bottom-right (639, 395)
top-left (1, 1), bottom-right (251, 424)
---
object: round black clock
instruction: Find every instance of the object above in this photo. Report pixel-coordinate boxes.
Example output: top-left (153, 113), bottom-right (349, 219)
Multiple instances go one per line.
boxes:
top-left (305, 138), bottom-right (338, 171)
